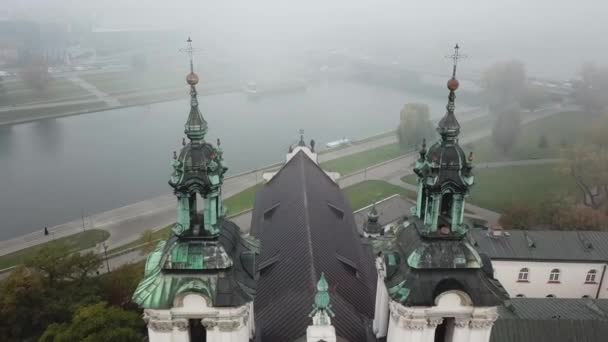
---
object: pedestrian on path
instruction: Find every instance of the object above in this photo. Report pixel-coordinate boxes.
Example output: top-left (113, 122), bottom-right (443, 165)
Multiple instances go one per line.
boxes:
top-left (44, 226), bottom-right (49, 236)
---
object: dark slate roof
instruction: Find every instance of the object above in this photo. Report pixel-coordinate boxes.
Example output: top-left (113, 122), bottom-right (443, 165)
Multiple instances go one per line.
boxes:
top-left (491, 298), bottom-right (608, 342)
top-left (353, 195), bottom-right (413, 235)
top-left (469, 229), bottom-right (608, 262)
top-left (251, 151), bottom-right (376, 342)
top-left (378, 218), bottom-right (508, 307)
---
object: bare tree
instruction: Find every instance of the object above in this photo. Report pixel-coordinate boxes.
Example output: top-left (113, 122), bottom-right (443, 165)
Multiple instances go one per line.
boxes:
top-left (492, 111), bottom-right (521, 155)
top-left (481, 60), bottom-right (526, 114)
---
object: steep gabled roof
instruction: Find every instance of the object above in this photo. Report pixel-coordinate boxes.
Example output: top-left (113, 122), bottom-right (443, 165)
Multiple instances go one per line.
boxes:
top-left (251, 151), bottom-right (376, 342)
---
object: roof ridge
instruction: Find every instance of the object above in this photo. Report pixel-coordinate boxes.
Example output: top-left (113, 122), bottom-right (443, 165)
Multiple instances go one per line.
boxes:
top-left (298, 152), bottom-right (318, 292)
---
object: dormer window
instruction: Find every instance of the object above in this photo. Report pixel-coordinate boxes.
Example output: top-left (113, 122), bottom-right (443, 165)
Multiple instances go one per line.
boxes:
top-left (548, 269), bottom-right (561, 283)
top-left (585, 269), bottom-right (598, 284)
top-left (517, 268), bottom-right (529, 282)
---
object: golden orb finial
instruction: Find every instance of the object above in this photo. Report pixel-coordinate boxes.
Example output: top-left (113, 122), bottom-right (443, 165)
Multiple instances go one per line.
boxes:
top-left (186, 72), bottom-right (199, 86)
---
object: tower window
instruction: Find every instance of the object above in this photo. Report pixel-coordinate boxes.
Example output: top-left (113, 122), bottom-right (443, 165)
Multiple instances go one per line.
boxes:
top-left (585, 269), bottom-right (598, 284)
top-left (440, 193), bottom-right (453, 217)
top-left (548, 269), bottom-right (560, 283)
top-left (517, 268), bottom-right (529, 282)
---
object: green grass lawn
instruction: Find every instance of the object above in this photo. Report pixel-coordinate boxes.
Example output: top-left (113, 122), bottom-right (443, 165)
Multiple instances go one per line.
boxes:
top-left (0, 229), bottom-right (110, 270)
top-left (321, 143), bottom-right (406, 175)
top-left (224, 183), bottom-right (264, 216)
top-left (0, 78), bottom-right (89, 106)
top-left (343, 180), bottom-right (417, 211)
top-left (463, 111), bottom-right (588, 162)
top-left (107, 225), bottom-right (172, 255)
top-left (402, 164), bottom-right (578, 212)
top-left (82, 70), bottom-right (183, 94)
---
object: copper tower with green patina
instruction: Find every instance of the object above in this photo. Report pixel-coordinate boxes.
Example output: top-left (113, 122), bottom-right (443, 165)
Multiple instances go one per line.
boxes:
top-left (412, 44), bottom-right (474, 238)
top-left (132, 38), bottom-right (258, 310)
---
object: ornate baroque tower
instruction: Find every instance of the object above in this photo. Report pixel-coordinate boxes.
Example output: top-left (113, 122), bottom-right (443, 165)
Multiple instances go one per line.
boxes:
top-left (372, 45), bottom-right (508, 342)
top-left (132, 38), bottom-right (258, 342)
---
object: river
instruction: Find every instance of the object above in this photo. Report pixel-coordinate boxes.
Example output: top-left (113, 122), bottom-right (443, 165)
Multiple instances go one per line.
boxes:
top-left (0, 80), bottom-right (466, 239)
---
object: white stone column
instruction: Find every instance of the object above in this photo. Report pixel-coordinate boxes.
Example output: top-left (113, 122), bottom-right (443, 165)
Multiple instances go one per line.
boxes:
top-left (387, 302), bottom-right (431, 342)
top-left (425, 317), bottom-right (443, 342)
top-left (147, 320), bottom-right (173, 342)
top-left (452, 318), bottom-right (471, 342)
top-left (171, 319), bottom-right (189, 342)
top-left (373, 258), bottom-right (390, 338)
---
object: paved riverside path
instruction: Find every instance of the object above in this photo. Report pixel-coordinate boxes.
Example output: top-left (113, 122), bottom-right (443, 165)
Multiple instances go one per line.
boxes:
top-left (0, 105), bottom-right (572, 257)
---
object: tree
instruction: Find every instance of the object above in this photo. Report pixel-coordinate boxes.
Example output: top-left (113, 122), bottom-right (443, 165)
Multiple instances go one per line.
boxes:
top-left (481, 60), bottom-right (526, 114)
top-left (492, 111), bottom-right (521, 155)
top-left (99, 262), bottom-right (144, 308)
top-left (39, 302), bottom-right (144, 342)
top-left (560, 144), bottom-right (608, 209)
top-left (26, 243), bottom-right (102, 285)
top-left (396, 103), bottom-right (435, 149)
top-left (0, 267), bottom-right (50, 341)
top-left (520, 86), bottom-right (547, 112)
top-left (574, 62), bottom-right (608, 115)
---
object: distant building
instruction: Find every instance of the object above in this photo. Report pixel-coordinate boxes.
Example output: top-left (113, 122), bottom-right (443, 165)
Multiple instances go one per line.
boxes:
top-left (0, 20), bottom-right (69, 67)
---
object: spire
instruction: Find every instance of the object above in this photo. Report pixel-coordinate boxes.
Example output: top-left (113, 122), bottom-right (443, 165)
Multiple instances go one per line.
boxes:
top-left (309, 273), bottom-right (335, 326)
top-left (298, 128), bottom-right (306, 147)
top-left (437, 44), bottom-right (465, 141)
top-left (181, 37), bottom-right (208, 143)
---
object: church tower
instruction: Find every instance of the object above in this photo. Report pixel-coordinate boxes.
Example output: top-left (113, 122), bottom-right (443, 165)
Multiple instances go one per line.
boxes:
top-left (372, 45), bottom-right (508, 342)
top-left (132, 38), bottom-right (258, 342)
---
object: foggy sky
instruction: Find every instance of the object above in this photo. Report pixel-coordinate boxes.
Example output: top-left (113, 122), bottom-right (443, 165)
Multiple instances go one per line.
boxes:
top-left (3, 0), bottom-right (608, 79)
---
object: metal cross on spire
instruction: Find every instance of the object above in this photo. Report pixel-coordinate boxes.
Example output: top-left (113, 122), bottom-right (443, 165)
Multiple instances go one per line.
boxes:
top-left (446, 43), bottom-right (467, 79)
top-left (179, 36), bottom-right (197, 73)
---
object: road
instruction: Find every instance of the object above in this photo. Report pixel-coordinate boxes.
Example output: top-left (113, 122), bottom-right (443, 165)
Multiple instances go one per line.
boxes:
top-left (0, 105), bottom-right (571, 258)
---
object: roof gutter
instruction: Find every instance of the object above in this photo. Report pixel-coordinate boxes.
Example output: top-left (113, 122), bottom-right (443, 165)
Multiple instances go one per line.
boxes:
top-left (595, 264), bottom-right (607, 299)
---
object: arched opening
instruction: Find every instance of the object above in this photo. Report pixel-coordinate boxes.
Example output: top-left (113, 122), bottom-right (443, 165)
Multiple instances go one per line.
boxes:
top-left (435, 317), bottom-right (455, 342)
top-left (189, 319), bottom-right (206, 342)
top-left (440, 193), bottom-right (453, 218)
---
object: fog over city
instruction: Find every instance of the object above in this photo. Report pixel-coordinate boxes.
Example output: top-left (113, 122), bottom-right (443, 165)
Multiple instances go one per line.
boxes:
top-left (3, 0), bottom-right (608, 78)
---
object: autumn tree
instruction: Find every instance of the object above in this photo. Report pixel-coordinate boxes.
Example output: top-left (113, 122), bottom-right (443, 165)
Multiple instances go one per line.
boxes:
top-left (396, 103), bottom-right (435, 150)
top-left (0, 267), bottom-right (51, 341)
top-left (99, 262), bottom-right (144, 308)
top-left (574, 62), bottom-right (608, 115)
top-left (481, 60), bottom-right (526, 114)
top-left (492, 111), bottom-right (521, 155)
top-left (26, 243), bottom-right (102, 285)
top-left (39, 302), bottom-right (144, 342)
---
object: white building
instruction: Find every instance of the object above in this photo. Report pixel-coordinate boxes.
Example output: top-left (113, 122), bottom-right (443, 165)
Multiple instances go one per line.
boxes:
top-left (469, 228), bottom-right (608, 299)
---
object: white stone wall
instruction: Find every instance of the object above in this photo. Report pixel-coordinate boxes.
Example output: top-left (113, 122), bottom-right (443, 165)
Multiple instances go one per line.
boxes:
top-left (144, 293), bottom-right (253, 342)
top-left (492, 260), bottom-right (607, 298)
top-left (386, 294), bottom-right (498, 342)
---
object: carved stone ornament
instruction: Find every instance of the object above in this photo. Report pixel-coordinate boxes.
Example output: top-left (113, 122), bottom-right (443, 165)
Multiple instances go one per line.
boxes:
top-left (454, 318), bottom-right (471, 328)
top-left (148, 320), bottom-right (174, 333)
top-left (399, 318), bottom-right (427, 330)
top-left (173, 319), bottom-right (189, 331)
top-left (427, 317), bottom-right (444, 327)
top-left (218, 319), bottom-right (241, 332)
top-left (201, 319), bottom-right (217, 329)
top-left (469, 319), bottom-right (494, 329)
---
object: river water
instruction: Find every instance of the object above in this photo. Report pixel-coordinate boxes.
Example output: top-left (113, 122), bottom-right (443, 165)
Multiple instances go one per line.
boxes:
top-left (0, 81), bottom-right (462, 239)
